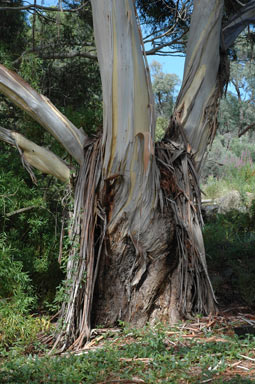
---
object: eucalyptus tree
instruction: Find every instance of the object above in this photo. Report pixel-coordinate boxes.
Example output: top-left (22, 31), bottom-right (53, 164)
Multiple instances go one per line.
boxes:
top-left (0, 0), bottom-right (255, 351)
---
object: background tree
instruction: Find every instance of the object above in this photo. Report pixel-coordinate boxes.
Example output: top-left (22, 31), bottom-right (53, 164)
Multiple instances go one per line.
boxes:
top-left (203, 32), bottom-right (255, 180)
top-left (150, 60), bottom-right (180, 140)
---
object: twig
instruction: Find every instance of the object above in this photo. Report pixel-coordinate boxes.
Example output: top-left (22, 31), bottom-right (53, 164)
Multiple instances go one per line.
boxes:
top-left (239, 354), bottom-right (255, 362)
top-left (0, 3), bottom-right (88, 12)
top-left (97, 379), bottom-right (145, 384)
top-left (236, 365), bottom-right (249, 371)
top-left (119, 357), bottom-right (153, 363)
top-left (238, 315), bottom-right (255, 326)
top-left (6, 205), bottom-right (38, 217)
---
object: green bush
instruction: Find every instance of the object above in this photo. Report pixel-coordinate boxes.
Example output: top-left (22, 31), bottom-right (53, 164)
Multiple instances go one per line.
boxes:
top-left (0, 147), bottom-right (65, 308)
top-left (204, 202), bottom-right (255, 306)
top-left (0, 234), bottom-right (52, 355)
top-left (202, 145), bottom-right (255, 198)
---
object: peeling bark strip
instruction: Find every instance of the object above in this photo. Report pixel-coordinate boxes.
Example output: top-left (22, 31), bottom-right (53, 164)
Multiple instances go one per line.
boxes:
top-left (0, 65), bottom-right (86, 164)
top-left (53, 139), bottom-right (104, 352)
top-left (156, 141), bottom-right (216, 316)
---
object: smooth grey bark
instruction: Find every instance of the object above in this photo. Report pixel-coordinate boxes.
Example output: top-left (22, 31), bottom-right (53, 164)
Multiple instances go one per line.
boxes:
top-left (91, 0), bottom-right (159, 236)
top-left (173, 0), bottom-right (224, 168)
top-left (0, 65), bottom-right (86, 164)
top-left (223, 0), bottom-right (255, 49)
top-left (0, 126), bottom-right (70, 182)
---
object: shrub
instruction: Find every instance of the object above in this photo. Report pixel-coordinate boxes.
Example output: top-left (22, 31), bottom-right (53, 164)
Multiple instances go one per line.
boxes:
top-left (204, 202), bottom-right (255, 307)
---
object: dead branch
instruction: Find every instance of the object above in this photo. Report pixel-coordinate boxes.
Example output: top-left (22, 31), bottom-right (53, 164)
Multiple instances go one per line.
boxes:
top-left (0, 2), bottom-right (88, 13)
top-left (0, 126), bottom-right (71, 183)
top-left (238, 123), bottom-right (255, 137)
top-left (6, 206), bottom-right (38, 217)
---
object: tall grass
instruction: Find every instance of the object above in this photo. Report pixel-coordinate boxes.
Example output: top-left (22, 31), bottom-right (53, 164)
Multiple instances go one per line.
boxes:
top-left (202, 150), bottom-right (255, 199)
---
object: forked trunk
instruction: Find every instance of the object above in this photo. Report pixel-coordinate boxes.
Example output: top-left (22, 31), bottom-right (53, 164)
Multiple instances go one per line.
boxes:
top-left (54, 0), bottom-right (223, 351)
top-left (0, 0), bottom-right (240, 353)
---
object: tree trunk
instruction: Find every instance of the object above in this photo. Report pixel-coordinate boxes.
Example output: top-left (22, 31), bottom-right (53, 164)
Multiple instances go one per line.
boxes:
top-left (53, 0), bottom-right (225, 351)
top-left (90, 0), bottom-right (176, 327)
top-left (2, 0), bottom-right (252, 353)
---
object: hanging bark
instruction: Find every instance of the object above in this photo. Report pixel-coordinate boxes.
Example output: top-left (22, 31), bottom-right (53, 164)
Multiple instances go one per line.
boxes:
top-left (161, 0), bottom-right (228, 317)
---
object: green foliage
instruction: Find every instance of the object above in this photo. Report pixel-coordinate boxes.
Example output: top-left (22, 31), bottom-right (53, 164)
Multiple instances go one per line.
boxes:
top-left (155, 116), bottom-right (168, 141)
top-left (204, 203), bottom-right (255, 306)
top-left (0, 145), bottom-right (64, 307)
top-left (19, 9), bottom-right (103, 136)
top-left (0, 233), bottom-right (35, 313)
top-left (0, 0), bottom-right (26, 61)
top-left (150, 61), bottom-right (179, 140)
top-left (202, 137), bottom-right (255, 198)
top-left (19, 54), bottom-right (45, 92)
top-left (0, 311), bottom-right (51, 357)
top-left (0, 233), bottom-right (52, 357)
top-left (151, 60), bottom-right (180, 117)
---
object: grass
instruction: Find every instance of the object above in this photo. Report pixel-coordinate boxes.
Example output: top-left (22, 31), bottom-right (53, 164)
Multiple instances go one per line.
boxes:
top-left (202, 150), bottom-right (255, 200)
top-left (1, 319), bottom-right (255, 383)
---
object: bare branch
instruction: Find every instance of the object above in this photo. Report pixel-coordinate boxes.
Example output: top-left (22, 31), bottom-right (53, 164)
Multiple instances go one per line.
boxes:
top-left (13, 45), bottom-right (97, 65)
top-left (145, 31), bottom-right (187, 56)
top-left (238, 122), bottom-right (255, 137)
top-left (0, 2), bottom-right (88, 13)
top-left (223, 0), bottom-right (255, 49)
top-left (6, 206), bottom-right (38, 217)
top-left (30, 49), bottom-right (97, 61)
top-left (0, 126), bottom-right (71, 183)
top-left (0, 65), bottom-right (87, 164)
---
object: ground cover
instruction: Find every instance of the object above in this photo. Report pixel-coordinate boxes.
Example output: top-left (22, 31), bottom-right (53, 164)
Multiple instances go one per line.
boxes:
top-left (1, 313), bottom-right (255, 383)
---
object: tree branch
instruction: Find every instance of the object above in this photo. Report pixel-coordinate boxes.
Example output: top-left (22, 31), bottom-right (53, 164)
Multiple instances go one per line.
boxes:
top-left (223, 0), bottom-right (255, 49)
top-left (12, 45), bottom-right (97, 65)
top-left (0, 64), bottom-right (87, 164)
top-left (29, 49), bottom-right (97, 61)
top-left (238, 122), bottom-right (255, 137)
top-left (145, 31), bottom-right (187, 55)
top-left (0, 2), bottom-right (88, 13)
top-left (6, 206), bottom-right (38, 217)
top-left (0, 126), bottom-right (71, 183)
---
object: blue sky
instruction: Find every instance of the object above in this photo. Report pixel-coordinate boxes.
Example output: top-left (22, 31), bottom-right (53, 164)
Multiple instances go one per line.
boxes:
top-left (30, 0), bottom-right (186, 84)
top-left (147, 55), bottom-right (185, 86)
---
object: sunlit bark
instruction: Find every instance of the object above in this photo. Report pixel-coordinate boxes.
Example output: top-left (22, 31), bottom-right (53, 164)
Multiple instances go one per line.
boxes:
top-left (90, 0), bottom-right (175, 327)
top-left (173, 0), bottom-right (224, 168)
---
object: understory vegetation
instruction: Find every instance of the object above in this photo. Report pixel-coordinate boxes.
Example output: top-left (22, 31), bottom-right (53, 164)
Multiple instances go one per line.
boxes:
top-left (2, 320), bottom-right (255, 383)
